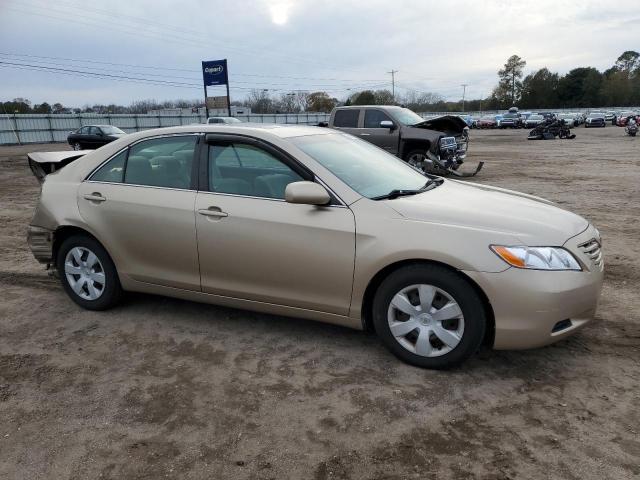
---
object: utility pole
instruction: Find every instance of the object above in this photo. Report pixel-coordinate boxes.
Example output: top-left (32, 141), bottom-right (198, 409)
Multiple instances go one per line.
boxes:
top-left (388, 69), bottom-right (398, 103)
top-left (461, 84), bottom-right (468, 112)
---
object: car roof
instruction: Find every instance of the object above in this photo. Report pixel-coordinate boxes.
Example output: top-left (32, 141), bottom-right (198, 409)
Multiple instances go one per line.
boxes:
top-left (123, 123), bottom-right (336, 140)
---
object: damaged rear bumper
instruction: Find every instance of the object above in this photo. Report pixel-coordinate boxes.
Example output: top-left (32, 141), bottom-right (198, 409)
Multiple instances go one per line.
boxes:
top-left (27, 225), bottom-right (54, 264)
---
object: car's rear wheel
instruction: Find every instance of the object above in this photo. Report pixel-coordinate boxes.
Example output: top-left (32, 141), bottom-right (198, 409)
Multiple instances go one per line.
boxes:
top-left (72, 142), bottom-right (82, 151)
top-left (372, 264), bottom-right (486, 369)
top-left (56, 235), bottom-right (122, 310)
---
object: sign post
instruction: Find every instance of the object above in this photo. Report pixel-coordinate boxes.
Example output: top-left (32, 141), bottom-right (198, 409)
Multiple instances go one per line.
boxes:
top-left (202, 59), bottom-right (230, 118)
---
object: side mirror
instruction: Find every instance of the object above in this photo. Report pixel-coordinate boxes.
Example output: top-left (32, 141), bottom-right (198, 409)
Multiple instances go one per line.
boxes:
top-left (380, 120), bottom-right (396, 130)
top-left (285, 181), bottom-right (330, 206)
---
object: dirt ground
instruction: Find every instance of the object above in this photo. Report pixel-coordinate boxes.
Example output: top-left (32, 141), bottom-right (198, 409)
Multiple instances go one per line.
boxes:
top-left (0, 128), bottom-right (638, 480)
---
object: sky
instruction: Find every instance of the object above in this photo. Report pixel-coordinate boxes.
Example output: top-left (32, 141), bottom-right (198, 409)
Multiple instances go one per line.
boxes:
top-left (0, 0), bottom-right (636, 107)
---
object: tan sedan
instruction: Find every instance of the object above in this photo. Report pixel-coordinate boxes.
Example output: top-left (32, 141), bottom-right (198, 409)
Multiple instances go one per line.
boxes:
top-left (27, 125), bottom-right (604, 368)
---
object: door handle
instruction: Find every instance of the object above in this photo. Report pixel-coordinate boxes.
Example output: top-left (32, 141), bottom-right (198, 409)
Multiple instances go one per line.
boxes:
top-left (83, 192), bottom-right (106, 202)
top-left (198, 208), bottom-right (228, 218)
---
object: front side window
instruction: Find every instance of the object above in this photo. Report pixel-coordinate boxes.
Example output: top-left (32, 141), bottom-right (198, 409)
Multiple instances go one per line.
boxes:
top-left (333, 109), bottom-right (359, 128)
top-left (209, 143), bottom-right (303, 199)
top-left (364, 109), bottom-right (393, 128)
top-left (89, 126), bottom-right (101, 135)
top-left (291, 133), bottom-right (426, 199)
top-left (124, 136), bottom-right (197, 189)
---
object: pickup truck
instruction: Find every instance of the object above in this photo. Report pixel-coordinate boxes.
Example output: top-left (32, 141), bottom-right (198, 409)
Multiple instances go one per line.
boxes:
top-left (323, 105), bottom-right (481, 176)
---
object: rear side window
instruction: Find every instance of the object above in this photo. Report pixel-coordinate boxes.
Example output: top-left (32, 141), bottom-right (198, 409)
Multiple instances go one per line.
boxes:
top-left (333, 109), bottom-right (359, 128)
top-left (124, 136), bottom-right (198, 189)
top-left (364, 110), bottom-right (393, 128)
top-left (90, 149), bottom-right (127, 183)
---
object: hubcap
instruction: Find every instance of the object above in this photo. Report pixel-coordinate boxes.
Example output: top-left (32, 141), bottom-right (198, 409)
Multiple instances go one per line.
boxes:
top-left (64, 247), bottom-right (105, 300)
top-left (387, 284), bottom-right (464, 357)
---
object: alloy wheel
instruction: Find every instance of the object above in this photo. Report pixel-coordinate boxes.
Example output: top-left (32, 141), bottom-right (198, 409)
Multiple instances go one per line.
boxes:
top-left (387, 284), bottom-right (465, 357)
top-left (64, 246), bottom-right (105, 300)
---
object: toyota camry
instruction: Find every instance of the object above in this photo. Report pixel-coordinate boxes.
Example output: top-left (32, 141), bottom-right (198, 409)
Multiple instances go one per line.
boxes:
top-left (27, 124), bottom-right (604, 368)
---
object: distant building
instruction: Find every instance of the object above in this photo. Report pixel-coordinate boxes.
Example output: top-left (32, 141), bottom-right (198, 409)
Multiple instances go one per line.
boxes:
top-left (208, 105), bottom-right (252, 116)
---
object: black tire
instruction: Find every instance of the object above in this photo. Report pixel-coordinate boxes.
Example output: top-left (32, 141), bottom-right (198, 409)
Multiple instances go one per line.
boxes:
top-left (56, 235), bottom-right (122, 310)
top-left (403, 149), bottom-right (444, 175)
top-left (372, 264), bottom-right (486, 369)
top-left (72, 142), bottom-right (82, 151)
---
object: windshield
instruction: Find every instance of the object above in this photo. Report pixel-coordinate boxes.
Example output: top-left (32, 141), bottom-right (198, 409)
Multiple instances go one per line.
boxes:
top-left (503, 113), bottom-right (518, 119)
top-left (100, 126), bottom-right (125, 135)
top-left (559, 114), bottom-right (573, 119)
top-left (530, 115), bottom-right (543, 120)
top-left (291, 133), bottom-right (428, 198)
top-left (392, 108), bottom-right (426, 126)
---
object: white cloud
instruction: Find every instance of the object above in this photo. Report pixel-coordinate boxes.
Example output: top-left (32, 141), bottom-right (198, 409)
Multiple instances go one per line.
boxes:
top-left (0, 0), bottom-right (632, 105)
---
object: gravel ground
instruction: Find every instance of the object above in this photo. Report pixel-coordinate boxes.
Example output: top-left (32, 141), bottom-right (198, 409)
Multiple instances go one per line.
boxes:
top-left (0, 128), bottom-right (638, 480)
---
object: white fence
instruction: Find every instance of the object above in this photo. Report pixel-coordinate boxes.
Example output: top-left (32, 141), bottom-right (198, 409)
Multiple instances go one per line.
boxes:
top-left (2, 107), bottom-right (637, 145)
top-left (0, 113), bottom-right (331, 145)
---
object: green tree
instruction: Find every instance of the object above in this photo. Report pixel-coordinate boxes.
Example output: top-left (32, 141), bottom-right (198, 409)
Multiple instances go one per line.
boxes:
top-left (558, 67), bottom-right (602, 107)
top-left (373, 89), bottom-right (394, 105)
top-left (32, 102), bottom-right (52, 113)
top-left (614, 51), bottom-right (640, 72)
top-left (520, 68), bottom-right (559, 108)
top-left (351, 90), bottom-right (376, 105)
top-left (306, 91), bottom-right (336, 112)
top-left (497, 55), bottom-right (527, 106)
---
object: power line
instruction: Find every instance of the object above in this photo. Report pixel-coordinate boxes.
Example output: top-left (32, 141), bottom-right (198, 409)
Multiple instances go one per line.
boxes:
top-left (5, 0), bottom-right (383, 76)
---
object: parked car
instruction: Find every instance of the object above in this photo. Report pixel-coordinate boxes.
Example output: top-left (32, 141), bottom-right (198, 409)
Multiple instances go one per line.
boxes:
top-left (458, 115), bottom-right (476, 128)
top-left (499, 112), bottom-right (521, 128)
top-left (26, 124), bottom-right (603, 369)
top-left (604, 111), bottom-right (616, 123)
top-left (207, 117), bottom-right (243, 124)
top-left (585, 113), bottom-right (606, 128)
top-left (519, 112), bottom-right (533, 124)
top-left (67, 125), bottom-right (127, 150)
top-left (524, 114), bottom-right (545, 128)
top-left (494, 114), bottom-right (504, 127)
top-left (325, 105), bottom-right (473, 175)
top-left (616, 111), bottom-right (638, 126)
top-left (557, 113), bottom-right (576, 127)
top-left (477, 116), bottom-right (498, 129)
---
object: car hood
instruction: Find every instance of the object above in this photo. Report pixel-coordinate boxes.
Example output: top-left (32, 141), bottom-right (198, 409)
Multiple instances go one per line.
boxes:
top-left (411, 115), bottom-right (468, 134)
top-left (385, 179), bottom-right (589, 245)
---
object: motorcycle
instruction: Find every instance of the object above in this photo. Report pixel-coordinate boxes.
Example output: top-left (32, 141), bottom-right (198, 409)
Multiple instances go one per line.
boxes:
top-left (625, 117), bottom-right (638, 137)
top-left (527, 118), bottom-right (576, 140)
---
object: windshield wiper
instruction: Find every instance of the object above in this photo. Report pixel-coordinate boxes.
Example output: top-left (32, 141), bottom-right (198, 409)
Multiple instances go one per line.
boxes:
top-left (371, 179), bottom-right (442, 200)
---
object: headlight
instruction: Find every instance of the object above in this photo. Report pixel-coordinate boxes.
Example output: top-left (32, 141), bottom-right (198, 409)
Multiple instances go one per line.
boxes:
top-left (490, 245), bottom-right (581, 271)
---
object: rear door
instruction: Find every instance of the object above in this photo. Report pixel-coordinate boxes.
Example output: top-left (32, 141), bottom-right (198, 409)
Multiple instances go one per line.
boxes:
top-left (194, 136), bottom-right (356, 315)
top-left (360, 108), bottom-right (399, 154)
top-left (331, 109), bottom-right (361, 138)
top-left (77, 134), bottom-right (201, 290)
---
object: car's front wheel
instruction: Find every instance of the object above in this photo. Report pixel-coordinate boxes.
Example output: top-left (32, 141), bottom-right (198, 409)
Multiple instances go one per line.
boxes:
top-left (372, 264), bottom-right (486, 369)
top-left (56, 235), bottom-right (122, 310)
top-left (72, 142), bottom-right (82, 151)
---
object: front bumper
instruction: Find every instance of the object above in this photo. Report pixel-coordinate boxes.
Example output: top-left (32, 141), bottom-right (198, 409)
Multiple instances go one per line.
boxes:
top-left (27, 225), bottom-right (54, 264)
top-left (464, 226), bottom-right (604, 350)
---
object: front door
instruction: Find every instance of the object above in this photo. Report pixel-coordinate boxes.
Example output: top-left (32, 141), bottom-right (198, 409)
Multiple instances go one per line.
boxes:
top-left (360, 108), bottom-right (399, 154)
top-left (77, 134), bottom-right (201, 290)
top-left (195, 139), bottom-right (356, 315)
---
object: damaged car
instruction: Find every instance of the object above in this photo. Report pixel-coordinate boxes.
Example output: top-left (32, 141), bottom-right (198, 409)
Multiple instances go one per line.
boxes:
top-left (325, 106), bottom-right (483, 176)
